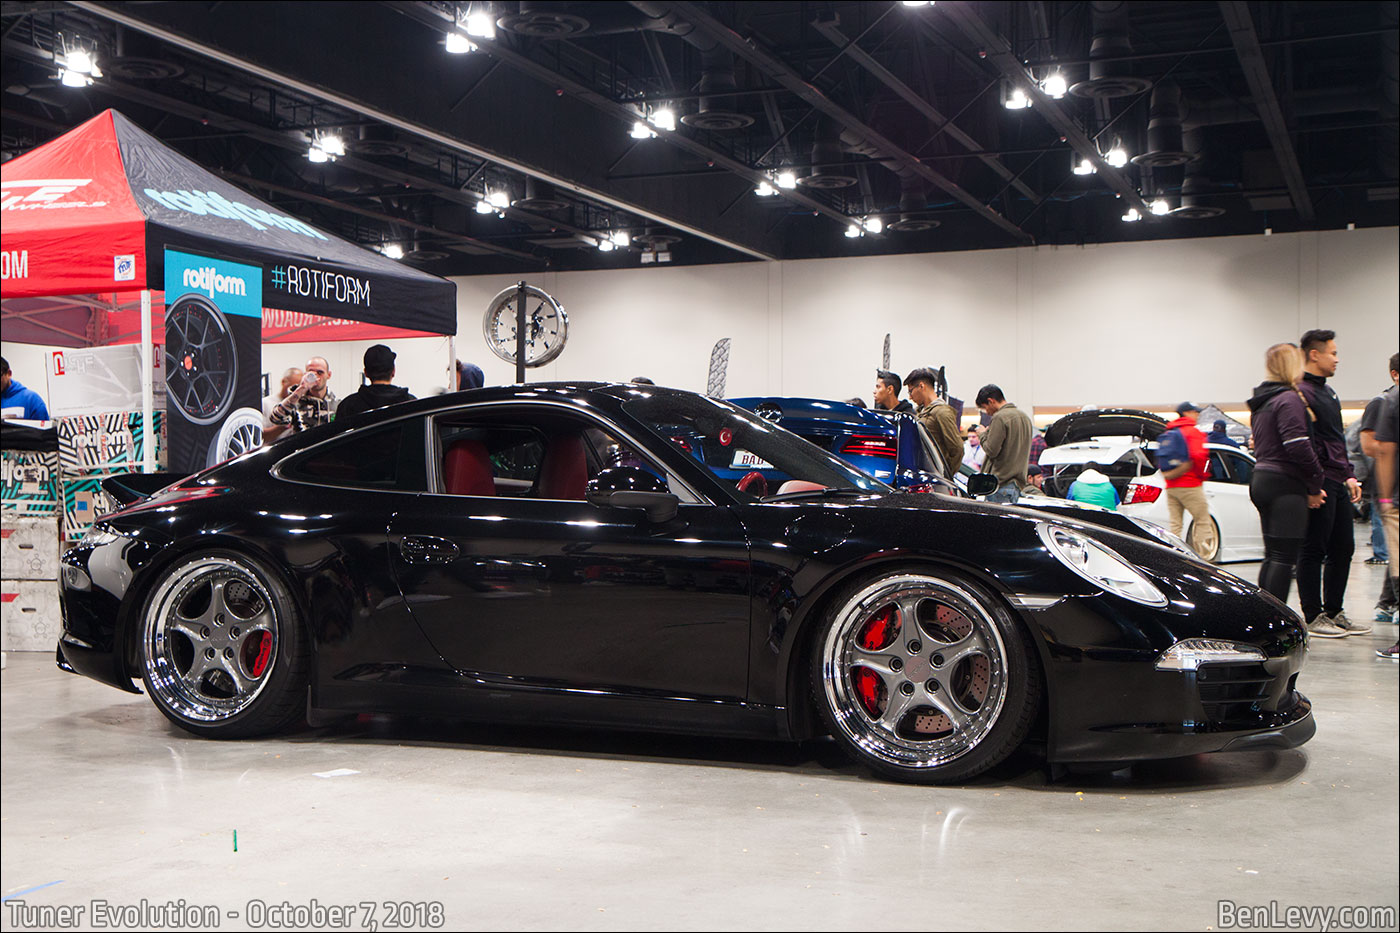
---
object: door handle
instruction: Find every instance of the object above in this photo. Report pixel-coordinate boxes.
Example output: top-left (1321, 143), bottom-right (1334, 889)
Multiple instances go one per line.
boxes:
top-left (401, 535), bottom-right (460, 564)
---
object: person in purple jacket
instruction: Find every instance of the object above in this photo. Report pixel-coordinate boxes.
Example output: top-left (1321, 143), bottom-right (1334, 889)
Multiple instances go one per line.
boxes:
top-left (1246, 343), bottom-right (1327, 616)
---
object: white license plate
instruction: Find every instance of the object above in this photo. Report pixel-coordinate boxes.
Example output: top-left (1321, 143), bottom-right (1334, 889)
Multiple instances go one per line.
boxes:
top-left (730, 450), bottom-right (774, 470)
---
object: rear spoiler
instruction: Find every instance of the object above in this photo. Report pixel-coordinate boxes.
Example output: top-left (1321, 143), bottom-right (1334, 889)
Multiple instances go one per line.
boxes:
top-left (100, 472), bottom-right (190, 507)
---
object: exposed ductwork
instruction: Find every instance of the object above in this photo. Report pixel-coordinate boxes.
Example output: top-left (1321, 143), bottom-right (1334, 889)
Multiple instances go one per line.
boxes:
top-left (1170, 127), bottom-right (1226, 219)
top-left (799, 120), bottom-right (859, 189)
top-left (512, 177), bottom-right (570, 213)
top-left (1069, 1), bottom-right (1152, 99)
top-left (1132, 81), bottom-right (1192, 167)
top-left (680, 45), bottom-right (755, 131)
top-left (838, 128), bottom-right (935, 230)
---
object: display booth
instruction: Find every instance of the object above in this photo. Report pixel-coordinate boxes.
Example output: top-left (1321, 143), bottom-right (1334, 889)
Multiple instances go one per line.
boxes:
top-left (2, 108), bottom-right (456, 471)
top-left (2, 110), bottom-right (457, 642)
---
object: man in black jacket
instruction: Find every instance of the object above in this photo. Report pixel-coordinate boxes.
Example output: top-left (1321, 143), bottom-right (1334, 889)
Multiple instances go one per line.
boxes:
top-left (336, 345), bottom-right (415, 421)
top-left (1296, 329), bottom-right (1370, 635)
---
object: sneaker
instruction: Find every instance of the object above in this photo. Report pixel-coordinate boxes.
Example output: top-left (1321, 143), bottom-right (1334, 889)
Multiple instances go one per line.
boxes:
top-left (1376, 603), bottom-right (1399, 622)
top-left (1307, 614), bottom-right (1349, 639)
top-left (1365, 555), bottom-right (1388, 564)
top-left (1377, 642), bottom-right (1400, 661)
top-left (1328, 610), bottom-right (1373, 636)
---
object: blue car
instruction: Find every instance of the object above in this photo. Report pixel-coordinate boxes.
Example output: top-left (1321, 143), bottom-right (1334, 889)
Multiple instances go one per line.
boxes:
top-left (727, 397), bottom-right (955, 494)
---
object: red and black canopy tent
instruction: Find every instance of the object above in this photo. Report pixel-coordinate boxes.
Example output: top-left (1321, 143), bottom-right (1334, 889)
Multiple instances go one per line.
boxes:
top-left (1, 109), bottom-right (457, 469)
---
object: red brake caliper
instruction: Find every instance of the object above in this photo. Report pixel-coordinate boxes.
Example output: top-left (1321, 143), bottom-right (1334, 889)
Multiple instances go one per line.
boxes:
top-left (245, 631), bottom-right (273, 678)
top-left (852, 606), bottom-right (895, 716)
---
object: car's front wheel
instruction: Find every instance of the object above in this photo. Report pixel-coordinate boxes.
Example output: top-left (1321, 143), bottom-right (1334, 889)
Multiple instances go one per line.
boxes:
top-left (1188, 516), bottom-right (1221, 562)
top-left (811, 570), bottom-right (1040, 783)
top-left (139, 551), bottom-right (307, 738)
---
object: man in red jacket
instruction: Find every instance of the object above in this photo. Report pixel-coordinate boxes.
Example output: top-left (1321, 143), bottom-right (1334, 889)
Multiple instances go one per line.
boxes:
top-left (1160, 401), bottom-right (1214, 557)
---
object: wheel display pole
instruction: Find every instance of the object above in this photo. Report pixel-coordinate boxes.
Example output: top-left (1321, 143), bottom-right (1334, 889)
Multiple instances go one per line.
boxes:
top-left (447, 334), bottom-right (456, 391)
top-left (514, 280), bottom-right (527, 385)
top-left (140, 288), bottom-right (155, 474)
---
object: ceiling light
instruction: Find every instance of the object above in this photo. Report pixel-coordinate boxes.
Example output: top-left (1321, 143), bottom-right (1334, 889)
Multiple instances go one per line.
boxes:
top-left (1072, 155), bottom-right (1097, 176)
top-left (597, 238), bottom-right (616, 252)
top-left (656, 250), bottom-right (672, 263)
top-left (59, 68), bottom-right (93, 88)
top-left (776, 170), bottom-right (797, 189)
top-left (445, 31), bottom-right (477, 54)
top-left (640, 251), bottom-right (656, 265)
top-left (65, 48), bottom-right (96, 75)
top-left (1106, 145), bottom-right (1129, 168)
top-left (1149, 198), bottom-right (1170, 216)
top-left (610, 230), bottom-right (630, 247)
top-left (1121, 207), bottom-right (1142, 222)
top-left (648, 107), bottom-right (676, 132)
top-left (844, 224), bottom-right (863, 238)
top-left (862, 216), bottom-right (884, 234)
top-left (307, 143), bottom-right (330, 163)
top-left (629, 120), bottom-right (657, 140)
top-left (901, 1), bottom-right (933, 6)
top-left (486, 188), bottom-right (510, 210)
top-left (318, 133), bottom-right (345, 157)
top-left (464, 8), bottom-right (496, 39)
top-left (381, 243), bottom-right (404, 259)
top-left (474, 199), bottom-right (494, 215)
top-left (754, 180), bottom-right (777, 197)
top-left (1002, 83), bottom-right (1032, 110)
top-left (1041, 71), bottom-right (1067, 100)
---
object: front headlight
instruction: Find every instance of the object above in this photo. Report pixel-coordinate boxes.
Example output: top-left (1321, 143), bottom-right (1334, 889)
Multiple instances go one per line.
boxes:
top-left (1037, 523), bottom-right (1168, 607)
top-left (78, 525), bottom-right (123, 548)
top-left (1126, 516), bottom-right (1195, 556)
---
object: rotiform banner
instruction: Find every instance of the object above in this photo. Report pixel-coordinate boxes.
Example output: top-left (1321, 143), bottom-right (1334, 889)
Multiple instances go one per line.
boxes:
top-left (267, 261), bottom-right (371, 312)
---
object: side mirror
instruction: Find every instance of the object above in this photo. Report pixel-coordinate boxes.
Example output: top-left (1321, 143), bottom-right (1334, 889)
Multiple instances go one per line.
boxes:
top-left (966, 472), bottom-right (999, 497)
top-left (587, 467), bottom-right (680, 522)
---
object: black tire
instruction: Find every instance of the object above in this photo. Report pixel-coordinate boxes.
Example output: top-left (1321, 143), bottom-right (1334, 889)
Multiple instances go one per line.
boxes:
top-left (138, 550), bottom-right (308, 738)
top-left (810, 569), bottom-right (1040, 784)
top-left (1187, 516), bottom-right (1221, 563)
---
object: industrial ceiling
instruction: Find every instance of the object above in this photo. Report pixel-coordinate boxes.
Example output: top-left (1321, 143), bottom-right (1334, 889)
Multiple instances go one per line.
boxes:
top-left (3, 1), bottom-right (1396, 274)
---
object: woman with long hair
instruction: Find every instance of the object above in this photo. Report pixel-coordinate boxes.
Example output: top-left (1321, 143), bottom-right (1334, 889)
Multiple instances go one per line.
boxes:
top-left (1246, 343), bottom-right (1329, 621)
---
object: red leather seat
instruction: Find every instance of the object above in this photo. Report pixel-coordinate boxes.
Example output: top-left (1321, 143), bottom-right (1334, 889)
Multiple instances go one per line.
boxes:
top-left (443, 439), bottom-right (495, 496)
top-left (537, 433), bottom-right (587, 500)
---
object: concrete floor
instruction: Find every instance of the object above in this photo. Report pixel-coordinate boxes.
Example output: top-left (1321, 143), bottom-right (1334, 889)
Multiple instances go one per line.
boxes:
top-left (2, 560), bottom-right (1397, 932)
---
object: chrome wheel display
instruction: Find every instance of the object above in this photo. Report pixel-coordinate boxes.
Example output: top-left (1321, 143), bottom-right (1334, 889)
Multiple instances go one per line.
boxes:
top-left (140, 553), bottom-right (304, 736)
top-left (482, 284), bottom-right (568, 367)
top-left (813, 571), bottom-right (1038, 782)
top-left (207, 407), bottom-right (264, 467)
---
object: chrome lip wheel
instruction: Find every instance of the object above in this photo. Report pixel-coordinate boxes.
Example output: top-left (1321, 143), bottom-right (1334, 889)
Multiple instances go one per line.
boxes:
top-left (144, 557), bottom-right (279, 723)
top-left (821, 575), bottom-right (1008, 770)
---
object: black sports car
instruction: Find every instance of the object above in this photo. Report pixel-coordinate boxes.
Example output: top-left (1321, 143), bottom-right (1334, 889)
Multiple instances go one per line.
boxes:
top-left (57, 383), bottom-right (1313, 784)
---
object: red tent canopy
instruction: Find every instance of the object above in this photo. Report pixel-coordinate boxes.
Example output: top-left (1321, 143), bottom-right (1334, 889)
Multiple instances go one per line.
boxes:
top-left (2, 110), bottom-right (456, 346)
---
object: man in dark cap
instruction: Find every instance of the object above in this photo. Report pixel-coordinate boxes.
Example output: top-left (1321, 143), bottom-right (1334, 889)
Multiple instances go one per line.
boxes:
top-left (336, 345), bottom-right (415, 420)
top-left (1206, 419), bottom-right (1240, 448)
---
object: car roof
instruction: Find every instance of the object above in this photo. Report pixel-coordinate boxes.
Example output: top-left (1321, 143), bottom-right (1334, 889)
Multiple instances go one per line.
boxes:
top-left (729, 397), bottom-right (900, 432)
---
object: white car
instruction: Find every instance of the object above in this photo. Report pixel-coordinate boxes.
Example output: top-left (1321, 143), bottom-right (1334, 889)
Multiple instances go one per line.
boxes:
top-left (1037, 410), bottom-right (1261, 563)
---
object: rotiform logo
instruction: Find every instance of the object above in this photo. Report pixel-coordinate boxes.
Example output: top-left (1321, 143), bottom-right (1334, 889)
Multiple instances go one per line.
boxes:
top-left (143, 188), bottom-right (327, 241)
top-left (183, 266), bottom-right (248, 299)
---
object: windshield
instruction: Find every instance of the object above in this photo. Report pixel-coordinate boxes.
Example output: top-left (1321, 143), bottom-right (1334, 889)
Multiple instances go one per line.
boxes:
top-left (623, 392), bottom-right (890, 501)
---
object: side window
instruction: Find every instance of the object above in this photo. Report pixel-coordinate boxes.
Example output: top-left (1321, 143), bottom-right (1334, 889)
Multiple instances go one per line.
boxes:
top-left (433, 410), bottom-right (695, 502)
top-left (1207, 450), bottom-right (1232, 483)
top-left (283, 421), bottom-right (426, 491)
top-left (1226, 453), bottom-right (1253, 485)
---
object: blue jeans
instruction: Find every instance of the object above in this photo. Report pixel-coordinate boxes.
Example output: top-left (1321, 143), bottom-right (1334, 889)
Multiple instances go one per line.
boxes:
top-left (986, 481), bottom-right (1020, 505)
top-left (1371, 494), bottom-right (1390, 560)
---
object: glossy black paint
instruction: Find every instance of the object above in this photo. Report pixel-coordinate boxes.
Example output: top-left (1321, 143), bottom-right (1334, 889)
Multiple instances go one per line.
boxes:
top-left (58, 383), bottom-right (1313, 766)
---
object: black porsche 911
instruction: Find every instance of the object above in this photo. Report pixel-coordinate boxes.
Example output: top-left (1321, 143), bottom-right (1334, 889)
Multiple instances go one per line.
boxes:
top-left (57, 383), bottom-right (1313, 784)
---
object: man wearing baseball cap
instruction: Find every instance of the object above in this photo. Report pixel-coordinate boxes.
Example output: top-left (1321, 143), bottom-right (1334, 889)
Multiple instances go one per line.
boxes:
top-left (335, 344), bottom-right (416, 421)
top-left (1157, 401), bottom-right (1215, 557)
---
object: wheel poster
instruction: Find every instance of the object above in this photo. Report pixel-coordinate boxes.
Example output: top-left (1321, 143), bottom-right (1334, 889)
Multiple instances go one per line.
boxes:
top-left (163, 249), bottom-right (263, 473)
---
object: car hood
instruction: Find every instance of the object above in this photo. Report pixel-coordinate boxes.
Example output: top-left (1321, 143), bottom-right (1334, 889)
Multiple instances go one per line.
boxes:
top-left (1044, 409), bottom-right (1167, 447)
top-left (729, 397), bottom-right (896, 432)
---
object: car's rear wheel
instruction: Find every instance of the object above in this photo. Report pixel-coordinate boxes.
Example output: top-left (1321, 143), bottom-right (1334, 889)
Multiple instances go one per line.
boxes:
top-left (1188, 516), bottom-right (1221, 562)
top-left (139, 551), bottom-right (307, 738)
top-left (811, 570), bottom-right (1040, 783)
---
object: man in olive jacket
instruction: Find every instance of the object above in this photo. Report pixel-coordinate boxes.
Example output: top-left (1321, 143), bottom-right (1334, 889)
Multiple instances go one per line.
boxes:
top-left (907, 367), bottom-right (962, 479)
top-left (975, 384), bottom-right (1033, 504)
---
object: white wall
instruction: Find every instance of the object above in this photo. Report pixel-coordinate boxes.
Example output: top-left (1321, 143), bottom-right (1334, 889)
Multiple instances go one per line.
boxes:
top-left (6, 227), bottom-right (1396, 413)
